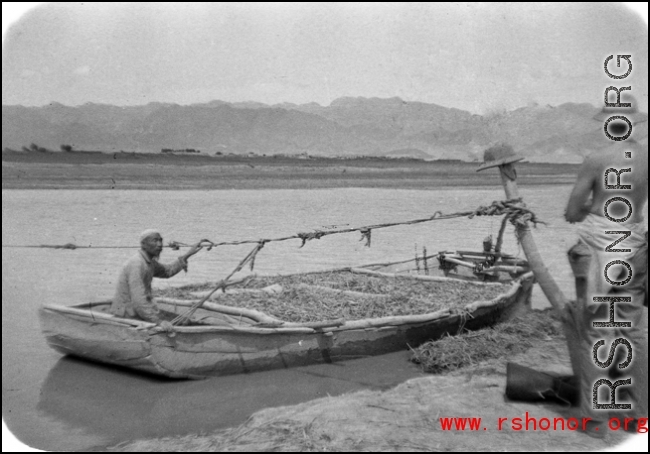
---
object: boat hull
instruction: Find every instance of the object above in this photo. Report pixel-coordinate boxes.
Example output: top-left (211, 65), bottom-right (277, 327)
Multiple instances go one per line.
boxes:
top-left (39, 274), bottom-right (534, 379)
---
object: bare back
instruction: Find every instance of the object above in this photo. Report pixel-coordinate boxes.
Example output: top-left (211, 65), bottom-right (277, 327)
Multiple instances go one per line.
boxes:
top-left (566, 141), bottom-right (648, 224)
top-left (589, 142), bottom-right (648, 223)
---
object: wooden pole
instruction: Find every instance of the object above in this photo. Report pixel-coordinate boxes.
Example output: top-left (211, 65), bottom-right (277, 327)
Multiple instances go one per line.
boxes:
top-left (496, 163), bottom-right (569, 313)
top-left (494, 162), bottom-right (587, 389)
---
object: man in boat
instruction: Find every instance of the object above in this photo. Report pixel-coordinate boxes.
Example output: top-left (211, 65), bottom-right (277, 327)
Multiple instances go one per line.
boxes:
top-left (564, 102), bottom-right (648, 434)
top-left (110, 229), bottom-right (204, 331)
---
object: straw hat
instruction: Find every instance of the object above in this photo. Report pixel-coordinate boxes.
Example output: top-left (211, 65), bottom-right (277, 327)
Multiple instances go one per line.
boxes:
top-left (592, 94), bottom-right (647, 124)
top-left (476, 143), bottom-right (524, 172)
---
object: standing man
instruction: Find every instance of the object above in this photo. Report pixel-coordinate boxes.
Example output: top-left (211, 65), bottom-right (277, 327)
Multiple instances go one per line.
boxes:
top-left (111, 229), bottom-right (204, 330)
top-left (565, 105), bottom-right (648, 435)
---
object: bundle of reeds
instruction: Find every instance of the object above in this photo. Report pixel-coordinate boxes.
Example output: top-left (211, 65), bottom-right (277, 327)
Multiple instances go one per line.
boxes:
top-left (410, 309), bottom-right (563, 373)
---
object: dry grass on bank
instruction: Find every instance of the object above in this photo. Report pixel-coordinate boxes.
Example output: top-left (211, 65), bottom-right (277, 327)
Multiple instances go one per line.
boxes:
top-left (411, 309), bottom-right (563, 373)
top-left (110, 418), bottom-right (330, 452)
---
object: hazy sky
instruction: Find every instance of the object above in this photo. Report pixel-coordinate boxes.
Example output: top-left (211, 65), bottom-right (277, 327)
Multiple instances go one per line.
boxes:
top-left (2, 3), bottom-right (648, 113)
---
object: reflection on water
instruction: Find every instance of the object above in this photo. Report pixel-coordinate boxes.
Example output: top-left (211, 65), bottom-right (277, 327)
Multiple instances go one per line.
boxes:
top-left (3, 187), bottom-right (647, 450)
top-left (38, 351), bottom-right (424, 449)
top-left (38, 358), bottom-right (172, 443)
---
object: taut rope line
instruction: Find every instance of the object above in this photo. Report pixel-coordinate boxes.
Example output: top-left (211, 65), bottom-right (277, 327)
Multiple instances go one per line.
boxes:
top-left (2, 198), bottom-right (543, 251)
top-left (163, 198), bottom-right (543, 327)
top-left (170, 241), bottom-right (267, 326)
top-left (4, 198), bottom-right (544, 329)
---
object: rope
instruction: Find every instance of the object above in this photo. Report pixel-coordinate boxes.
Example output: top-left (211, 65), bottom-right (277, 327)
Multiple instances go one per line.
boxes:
top-left (166, 199), bottom-right (544, 328)
top-left (3, 243), bottom-right (137, 249)
top-left (170, 241), bottom-right (267, 326)
top-left (168, 211), bottom-right (467, 251)
top-left (494, 216), bottom-right (509, 254)
top-left (468, 198), bottom-right (545, 227)
top-left (13, 198), bottom-right (544, 331)
top-left (1, 198), bottom-right (543, 251)
top-left (357, 253), bottom-right (440, 270)
top-left (473, 254), bottom-right (497, 274)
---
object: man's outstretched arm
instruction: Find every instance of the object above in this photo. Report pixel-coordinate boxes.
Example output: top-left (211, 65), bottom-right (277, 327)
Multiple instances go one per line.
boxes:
top-left (153, 242), bottom-right (204, 278)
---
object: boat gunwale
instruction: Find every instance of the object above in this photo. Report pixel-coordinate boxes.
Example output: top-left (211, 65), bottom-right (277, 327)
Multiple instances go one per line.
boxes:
top-left (39, 271), bottom-right (534, 335)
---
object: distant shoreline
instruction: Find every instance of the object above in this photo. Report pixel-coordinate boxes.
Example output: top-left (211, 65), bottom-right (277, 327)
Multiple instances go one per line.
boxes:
top-left (2, 153), bottom-right (579, 190)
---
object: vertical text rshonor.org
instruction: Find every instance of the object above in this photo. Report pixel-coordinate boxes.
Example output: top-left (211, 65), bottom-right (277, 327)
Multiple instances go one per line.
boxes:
top-left (594, 54), bottom-right (638, 412)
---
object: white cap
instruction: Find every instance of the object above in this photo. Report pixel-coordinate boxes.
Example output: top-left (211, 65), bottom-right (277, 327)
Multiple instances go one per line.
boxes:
top-left (139, 229), bottom-right (161, 243)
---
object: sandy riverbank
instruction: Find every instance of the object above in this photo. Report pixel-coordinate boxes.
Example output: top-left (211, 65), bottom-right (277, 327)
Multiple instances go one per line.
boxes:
top-left (107, 315), bottom-right (648, 452)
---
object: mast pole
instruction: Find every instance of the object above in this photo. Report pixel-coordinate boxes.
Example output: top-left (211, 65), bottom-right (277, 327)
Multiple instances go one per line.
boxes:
top-left (496, 163), bottom-right (569, 313)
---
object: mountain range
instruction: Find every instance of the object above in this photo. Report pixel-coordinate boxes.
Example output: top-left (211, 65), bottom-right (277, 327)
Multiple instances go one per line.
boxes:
top-left (2, 97), bottom-right (647, 163)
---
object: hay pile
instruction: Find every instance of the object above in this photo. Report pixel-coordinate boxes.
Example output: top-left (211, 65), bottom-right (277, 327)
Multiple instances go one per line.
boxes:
top-left (109, 419), bottom-right (323, 452)
top-left (158, 271), bottom-right (509, 323)
top-left (411, 309), bottom-right (564, 373)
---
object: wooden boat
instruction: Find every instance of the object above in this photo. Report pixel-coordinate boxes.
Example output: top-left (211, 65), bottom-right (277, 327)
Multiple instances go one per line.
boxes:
top-left (39, 268), bottom-right (535, 379)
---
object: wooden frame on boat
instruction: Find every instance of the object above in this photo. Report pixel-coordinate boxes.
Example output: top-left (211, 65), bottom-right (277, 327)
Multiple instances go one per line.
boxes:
top-left (436, 250), bottom-right (531, 281)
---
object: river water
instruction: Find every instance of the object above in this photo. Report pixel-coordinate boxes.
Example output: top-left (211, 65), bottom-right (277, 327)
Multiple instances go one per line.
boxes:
top-left (3, 186), bottom-right (644, 450)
